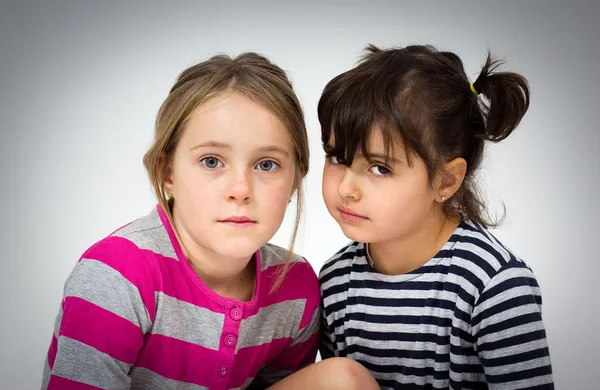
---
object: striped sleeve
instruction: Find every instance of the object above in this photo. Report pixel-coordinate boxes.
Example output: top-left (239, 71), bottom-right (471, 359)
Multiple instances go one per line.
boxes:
top-left (278, 298), bottom-right (320, 368)
top-left (472, 261), bottom-right (554, 389)
top-left (42, 237), bottom-right (156, 390)
top-left (249, 262), bottom-right (321, 389)
top-left (319, 293), bottom-right (338, 359)
top-left (250, 307), bottom-right (320, 389)
top-left (318, 248), bottom-right (352, 360)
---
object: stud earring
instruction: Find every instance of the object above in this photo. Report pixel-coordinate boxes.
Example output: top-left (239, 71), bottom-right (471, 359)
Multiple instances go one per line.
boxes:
top-left (441, 196), bottom-right (446, 201)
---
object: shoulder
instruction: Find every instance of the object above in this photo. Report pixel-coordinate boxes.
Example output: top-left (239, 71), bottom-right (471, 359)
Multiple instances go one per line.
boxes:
top-left (451, 220), bottom-right (539, 299)
top-left (61, 211), bottom-right (166, 327)
top-left (108, 206), bottom-right (178, 260)
top-left (73, 208), bottom-right (169, 290)
top-left (259, 243), bottom-right (313, 273)
top-left (319, 241), bottom-right (363, 284)
top-left (258, 244), bottom-right (320, 319)
top-left (259, 243), bottom-right (318, 287)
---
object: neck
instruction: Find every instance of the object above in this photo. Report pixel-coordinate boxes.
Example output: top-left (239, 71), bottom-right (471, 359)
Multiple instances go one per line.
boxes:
top-left (171, 207), bottom-right (256, 301)
top-left (188, 251), bottom-right (256, 301)
top-left (368, 211), bottom-right (460, 275)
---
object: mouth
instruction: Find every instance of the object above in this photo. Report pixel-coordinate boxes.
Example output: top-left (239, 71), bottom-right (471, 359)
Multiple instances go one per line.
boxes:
top-left (338, 206), bottom-right (368, 222)
top-left (218, 216), bottom-right (257, 227)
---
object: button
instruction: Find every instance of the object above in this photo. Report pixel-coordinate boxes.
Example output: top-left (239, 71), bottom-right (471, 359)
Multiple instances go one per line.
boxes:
top-left (230, 307), bottom-right (242, 320)
top-left (223, 334), bottom-right (237, 347)
top-left (217, 364), bottom-right (229, 377)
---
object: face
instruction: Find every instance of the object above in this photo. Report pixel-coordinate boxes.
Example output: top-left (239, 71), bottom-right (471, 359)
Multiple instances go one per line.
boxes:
top-left (322, 128), bottom-right (438, 244)
top-left (165, 92), bottom-right (297, 263)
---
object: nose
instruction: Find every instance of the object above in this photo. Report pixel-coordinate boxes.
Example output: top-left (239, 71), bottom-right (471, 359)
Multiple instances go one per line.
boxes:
top-left (337, 168), bottom-right (360, 201)
top-left (227, 169), bottom-right (252, 203)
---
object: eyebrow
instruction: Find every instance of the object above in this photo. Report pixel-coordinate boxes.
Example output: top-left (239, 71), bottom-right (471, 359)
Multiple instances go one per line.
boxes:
top-left (323, 144), bottom-right (401, 165)
top-left (190, 141), bottom-right (290, 157)
top-left (323, 144), bottom-right (335, 153)
top-left (257, 145), bottom-right (290, 157)
top-left (367, 153), bottom-right (402, 165)
top-left (190, 141), bottom-right (231, 150)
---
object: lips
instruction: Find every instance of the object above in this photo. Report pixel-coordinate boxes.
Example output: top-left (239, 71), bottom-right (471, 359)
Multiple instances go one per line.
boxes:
top-left (221, 216), bottom-right (254, 222)
top-left (218, 216), bottom-right (257, 227)
top-left (338, 206), bottom-right (368, 222)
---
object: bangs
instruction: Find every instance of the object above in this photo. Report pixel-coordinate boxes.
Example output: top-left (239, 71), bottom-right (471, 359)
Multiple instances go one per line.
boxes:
top-left (317, 50), bottom-right (423, 167)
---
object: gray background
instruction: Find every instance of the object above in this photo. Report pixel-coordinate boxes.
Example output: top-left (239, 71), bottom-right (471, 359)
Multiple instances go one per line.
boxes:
top-left (1, 1), bottom-right (598, 388)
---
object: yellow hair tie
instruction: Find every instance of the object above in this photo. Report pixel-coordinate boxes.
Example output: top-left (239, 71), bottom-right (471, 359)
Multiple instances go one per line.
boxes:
top-left (470, 83), bottom-right (479, 95)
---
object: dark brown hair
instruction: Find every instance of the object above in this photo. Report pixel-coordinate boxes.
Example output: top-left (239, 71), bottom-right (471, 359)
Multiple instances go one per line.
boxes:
top-left (318, 44), bottom-right (530, 227)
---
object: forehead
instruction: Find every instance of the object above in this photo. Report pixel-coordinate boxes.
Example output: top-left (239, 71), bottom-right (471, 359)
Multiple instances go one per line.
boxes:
top-left (328, 124), bottom-right (406, 158)
top-left (182, 92), bottom-right (293, 149)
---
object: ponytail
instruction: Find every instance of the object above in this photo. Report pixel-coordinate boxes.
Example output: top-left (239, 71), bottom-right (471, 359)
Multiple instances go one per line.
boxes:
top-left (472, 52), bottom-right (530, 142)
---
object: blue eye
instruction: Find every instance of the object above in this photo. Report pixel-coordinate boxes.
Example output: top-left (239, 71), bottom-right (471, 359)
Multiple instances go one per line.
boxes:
top-left (328, 155), bottom-right (345, 165)
top-left (201, 157), bottom-right (223, 168)
top-left (256, 160), bottom-right (279, 172)
top-left (369, 165), bottom-right (391, 176)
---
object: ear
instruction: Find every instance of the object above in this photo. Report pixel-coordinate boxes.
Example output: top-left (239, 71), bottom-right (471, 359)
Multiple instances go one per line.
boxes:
top-left (435, 157), bottom-right (467, 203)
top-left (299, 161), bottom-right (308, 177)
top-left (289, 162), bottom-right (307, 201)
top-left (288, 181), bottom-right (299, 204)
top-left (161, 156), bottom-right (175, 197)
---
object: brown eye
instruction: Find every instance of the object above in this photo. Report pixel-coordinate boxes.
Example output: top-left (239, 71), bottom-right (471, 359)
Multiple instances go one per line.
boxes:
top-left (369, 165), bottom-right (391, 176)
top-left (328, 155), bottom-right (345, 165)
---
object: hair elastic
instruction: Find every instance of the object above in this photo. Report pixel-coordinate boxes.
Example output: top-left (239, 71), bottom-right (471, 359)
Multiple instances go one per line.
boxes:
top-left (470, 83), bottom-right (479, 96)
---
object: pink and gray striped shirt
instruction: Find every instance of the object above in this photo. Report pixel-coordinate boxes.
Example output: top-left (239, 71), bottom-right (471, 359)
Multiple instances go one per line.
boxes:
top-left (42, 205), bottom-right (320, 390)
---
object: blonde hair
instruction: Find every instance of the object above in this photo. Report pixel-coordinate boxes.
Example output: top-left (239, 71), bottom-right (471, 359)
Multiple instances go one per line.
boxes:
top-left (143, 53), bottom-right (309, 291)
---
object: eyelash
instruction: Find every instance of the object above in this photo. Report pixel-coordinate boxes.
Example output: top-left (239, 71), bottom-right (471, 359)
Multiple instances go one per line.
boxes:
top-left (326, 155), bottom-right (345, 165)
top-left (326, 154), bottom-right (392, 177)
top-left (255, 160), bottom-right (280, 172)
top-left (368, 164), bottom-right (392, 177)
top-left (199, 156), bottom-right (280, 172)
top-left (200, 156), bottom-right (224, 169)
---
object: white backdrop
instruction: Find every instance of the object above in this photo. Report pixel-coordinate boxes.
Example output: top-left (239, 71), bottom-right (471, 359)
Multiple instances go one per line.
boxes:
top-left (1, 1), bottom-right (598, 389)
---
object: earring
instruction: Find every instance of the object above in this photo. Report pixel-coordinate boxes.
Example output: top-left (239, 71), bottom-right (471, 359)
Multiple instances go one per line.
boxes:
top-left (441, 196), bottom-right (446, 201)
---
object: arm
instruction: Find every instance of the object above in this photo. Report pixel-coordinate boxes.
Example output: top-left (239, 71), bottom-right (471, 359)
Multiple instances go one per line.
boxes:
top-left (472, 262), bottom-right (554, 389)
top-left (249, 262), bottom-right (321, 389)
top-left (319, 294), bottom-right (338, 359)
top-left (317, 251), bottom-right (352, 360)
top-left (259, 262), bottom-right (378, 390)
top-left (265, 357), bottom-right (380, 390)
top-left (42, 239), bottom-right (155, 389)
top-left (250, 308), bottom-right (320, 389)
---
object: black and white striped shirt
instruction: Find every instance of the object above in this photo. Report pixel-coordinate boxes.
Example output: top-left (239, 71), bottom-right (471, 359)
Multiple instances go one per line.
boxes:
top-left (319, 220), bottom-right (553, 389)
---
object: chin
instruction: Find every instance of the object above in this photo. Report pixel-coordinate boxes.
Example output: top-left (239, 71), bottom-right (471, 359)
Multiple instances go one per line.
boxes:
top-left (338, 223), bottom-right (372, 243)
top-left (216, 238), bottom-right (262, 260)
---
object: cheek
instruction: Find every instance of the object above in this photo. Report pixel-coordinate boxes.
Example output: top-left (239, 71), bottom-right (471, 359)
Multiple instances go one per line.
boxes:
top-left (257, 176), bottom-right (294, 215)
top-left (321, 167), bottom-right (339, 205)
top-left (371, 180), bottom-right (432, 222)
top-left (178, 170), bottom-right (214, 201)
top-left (172, 165), bottom-right (217, 214)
